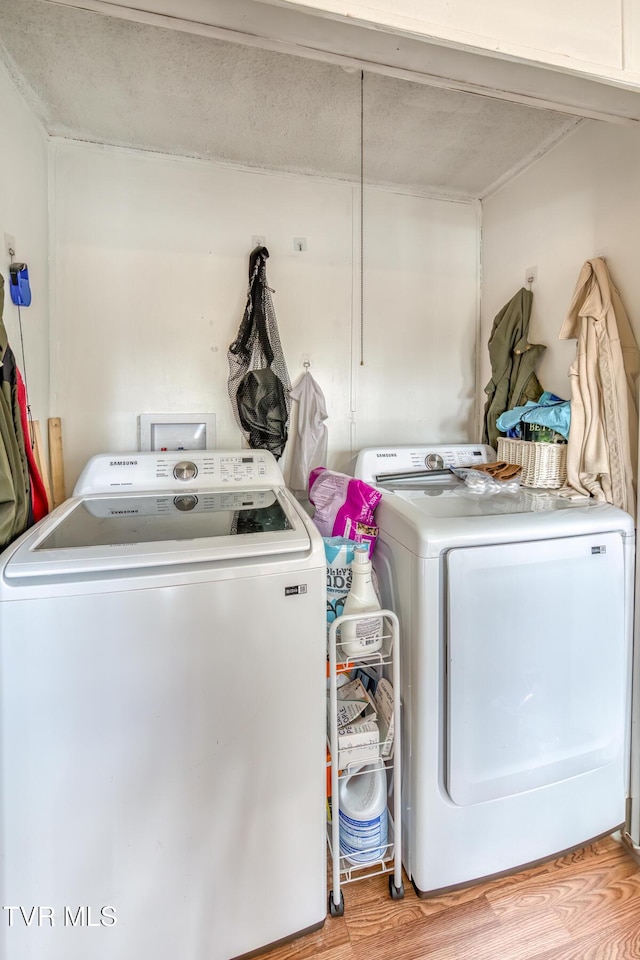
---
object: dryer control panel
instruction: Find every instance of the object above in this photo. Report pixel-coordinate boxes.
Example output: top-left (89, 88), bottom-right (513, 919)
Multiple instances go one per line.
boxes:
top-left (353, 444), bottom-right (495, 484)
top-left (74, 450), bottom-right (281, 495)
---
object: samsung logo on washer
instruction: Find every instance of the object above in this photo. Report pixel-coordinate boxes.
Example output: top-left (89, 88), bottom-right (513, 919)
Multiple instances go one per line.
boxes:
top-left (110, 460), bottom-right (138, 467)
top-left (376, 453), bottom-right (396, 458)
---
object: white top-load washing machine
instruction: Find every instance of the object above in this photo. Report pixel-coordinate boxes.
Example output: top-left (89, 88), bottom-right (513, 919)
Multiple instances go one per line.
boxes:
top-left (353, 444), bottom-right (635, 896)
top-left (0, 450), bottom-right (326, 960)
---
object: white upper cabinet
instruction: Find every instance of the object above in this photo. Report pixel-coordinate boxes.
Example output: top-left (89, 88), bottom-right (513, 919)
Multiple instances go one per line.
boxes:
top-left (51, 0), bottom-right (640, 117)
top-left (270, 0), bottom-right (626, 73)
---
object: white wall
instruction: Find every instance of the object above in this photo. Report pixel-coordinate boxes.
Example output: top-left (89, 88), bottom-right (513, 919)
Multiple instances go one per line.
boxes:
top-left (50, 139), bottom-right (479, 491)
top-left (355, 190), bottom-right (479, 448)
top-left (0, 59), bottom-right (49, 428)
top-left (480, 120), bottom-right (640, 433)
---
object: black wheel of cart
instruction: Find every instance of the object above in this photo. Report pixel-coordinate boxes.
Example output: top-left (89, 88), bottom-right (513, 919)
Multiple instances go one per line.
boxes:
top-left (328, 890), bottom-right (345, 917)
top-left (389, 875), bottom-right (405, 900)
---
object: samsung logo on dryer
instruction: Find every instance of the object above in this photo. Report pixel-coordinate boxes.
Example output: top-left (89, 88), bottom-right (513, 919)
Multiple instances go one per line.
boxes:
top-left (376, 453), bottom-right (397, 458)
top-left (109, 509), bottom-right (139, 516)
top-left (109, 460), bottom-right (138, 466)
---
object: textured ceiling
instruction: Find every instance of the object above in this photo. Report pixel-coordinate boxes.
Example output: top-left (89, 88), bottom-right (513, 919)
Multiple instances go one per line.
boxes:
top-left (0, 0), bottom-right (581, 199)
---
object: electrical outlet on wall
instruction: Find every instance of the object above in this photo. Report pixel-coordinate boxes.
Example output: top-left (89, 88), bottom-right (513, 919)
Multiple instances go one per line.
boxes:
top-left (4, 233), bottom-right (16, 258)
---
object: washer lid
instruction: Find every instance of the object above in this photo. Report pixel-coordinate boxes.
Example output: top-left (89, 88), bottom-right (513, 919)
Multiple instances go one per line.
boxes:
top-left (4, 487), bottom-right (311, 578)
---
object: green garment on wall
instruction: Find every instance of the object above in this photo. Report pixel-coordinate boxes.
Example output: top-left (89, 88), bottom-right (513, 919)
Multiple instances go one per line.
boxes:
top-left (482, 287), bottom-right (545, 450)
top-left (0, 274), bottom-right (30, 548)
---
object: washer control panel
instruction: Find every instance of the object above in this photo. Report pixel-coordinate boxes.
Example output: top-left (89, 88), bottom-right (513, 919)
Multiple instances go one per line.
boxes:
top-left (74, 450), bottom-right (281, 495)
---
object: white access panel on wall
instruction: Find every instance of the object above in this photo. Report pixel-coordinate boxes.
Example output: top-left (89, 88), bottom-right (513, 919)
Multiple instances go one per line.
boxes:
top-left (138, 413), bottom-right (216, 451)
top-left (446, 532), bottom-right (627, 807)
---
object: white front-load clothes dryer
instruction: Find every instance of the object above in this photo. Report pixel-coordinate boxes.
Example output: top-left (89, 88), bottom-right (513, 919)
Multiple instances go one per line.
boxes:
top-left (0, 451), bottom-right (326, 960)
top-left (353, 444), bottom-right (635, 896)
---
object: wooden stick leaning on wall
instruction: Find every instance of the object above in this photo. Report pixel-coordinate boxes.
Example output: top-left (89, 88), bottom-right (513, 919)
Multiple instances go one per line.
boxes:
top-left (48, 417), bottom-right (65, 509)
top-left (29, 420), bottom-right (52, 511)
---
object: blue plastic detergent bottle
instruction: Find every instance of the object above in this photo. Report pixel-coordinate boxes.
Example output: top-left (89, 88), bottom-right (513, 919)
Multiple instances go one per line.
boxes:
top-left (338, 761), bottom-right (388, 865)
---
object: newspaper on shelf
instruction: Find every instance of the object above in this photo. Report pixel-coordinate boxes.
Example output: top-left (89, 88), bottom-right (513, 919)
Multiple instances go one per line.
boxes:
top-left (328, 676), bottom-right (379, 768)
top-left (333, 677), bottom-right (377, 728)
top-left (373, 678), bottom-right (395, 758)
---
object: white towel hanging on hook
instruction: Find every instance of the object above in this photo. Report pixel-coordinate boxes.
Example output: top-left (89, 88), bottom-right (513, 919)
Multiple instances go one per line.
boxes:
top-left (288, 363), bottom-right (328, 498)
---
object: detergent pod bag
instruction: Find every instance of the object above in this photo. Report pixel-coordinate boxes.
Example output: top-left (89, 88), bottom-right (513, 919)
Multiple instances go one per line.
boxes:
top-left (309, 468), bottom-right (381, 557)
top-left (310, 469), bottom-right (382, 639)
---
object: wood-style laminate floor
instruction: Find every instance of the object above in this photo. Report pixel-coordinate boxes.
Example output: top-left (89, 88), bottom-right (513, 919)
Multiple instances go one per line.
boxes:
top-left (256, 837), bottom-right (640, 960)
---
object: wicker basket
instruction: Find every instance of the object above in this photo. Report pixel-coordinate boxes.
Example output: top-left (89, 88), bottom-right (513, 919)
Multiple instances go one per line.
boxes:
top-left (497, 437), bottom-right (567, 489)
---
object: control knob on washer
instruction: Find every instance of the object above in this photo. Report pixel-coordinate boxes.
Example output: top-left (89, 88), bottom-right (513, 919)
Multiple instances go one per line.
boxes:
top-left (425, 453), bottom-right (444, 470)
top-left (173, 460), bottom-right (198, 482)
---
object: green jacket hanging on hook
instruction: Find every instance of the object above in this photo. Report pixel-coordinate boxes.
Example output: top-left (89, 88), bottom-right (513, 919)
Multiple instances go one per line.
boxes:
top-left (482, 287), bottom-right (545, 449)
top-left (0, 274), bottom-right (30, 548)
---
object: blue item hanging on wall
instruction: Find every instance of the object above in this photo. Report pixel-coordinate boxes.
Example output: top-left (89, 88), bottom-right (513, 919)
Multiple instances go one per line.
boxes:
top-left (9, 262), bottom-right (31, 307)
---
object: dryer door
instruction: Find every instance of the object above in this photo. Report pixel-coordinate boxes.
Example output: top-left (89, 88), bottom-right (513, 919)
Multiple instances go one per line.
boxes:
top-left (445, 532), bottom-right (628, 806)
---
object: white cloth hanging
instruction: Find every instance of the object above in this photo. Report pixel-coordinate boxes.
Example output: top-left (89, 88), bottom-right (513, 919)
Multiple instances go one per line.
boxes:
top-left (559, 257), bottom-right (639, 518)
top-left (287, 370), bottom-right (328, 497)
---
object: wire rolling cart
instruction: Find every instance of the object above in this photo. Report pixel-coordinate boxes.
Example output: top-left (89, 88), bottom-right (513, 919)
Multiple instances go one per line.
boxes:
top-left (327, 609), bottom-right (404, 917)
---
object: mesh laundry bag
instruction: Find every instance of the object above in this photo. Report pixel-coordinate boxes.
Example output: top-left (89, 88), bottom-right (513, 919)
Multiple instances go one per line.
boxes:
top-left (227, 247), bottom-right (291, 459)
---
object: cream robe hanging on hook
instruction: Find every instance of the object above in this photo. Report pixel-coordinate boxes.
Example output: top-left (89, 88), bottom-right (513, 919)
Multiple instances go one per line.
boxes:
top-left (287, 363), bottom-right (328, 499)
top-left (559, 257), bottom-right (639, 518)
